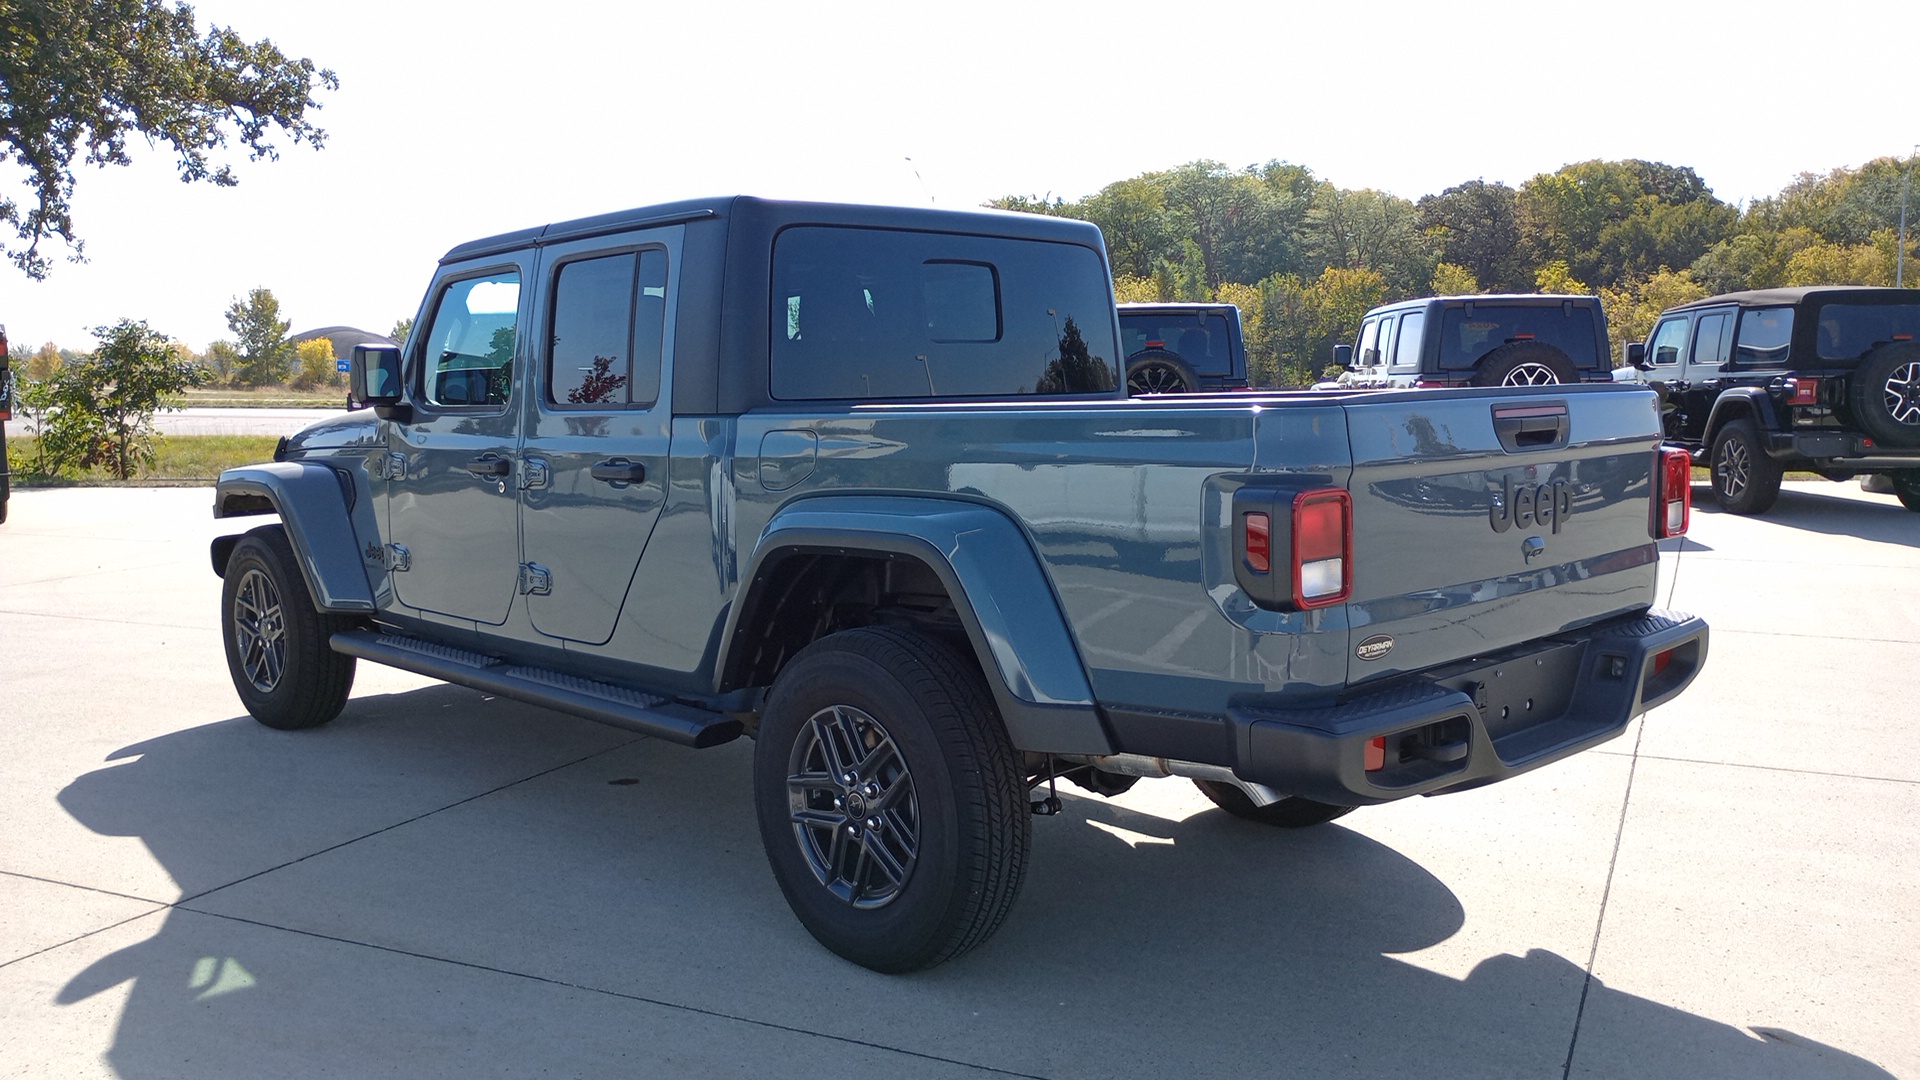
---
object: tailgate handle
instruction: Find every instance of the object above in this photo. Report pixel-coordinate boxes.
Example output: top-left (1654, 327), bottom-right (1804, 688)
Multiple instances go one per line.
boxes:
top-left (1493, 403), bottom-right (1569, 453)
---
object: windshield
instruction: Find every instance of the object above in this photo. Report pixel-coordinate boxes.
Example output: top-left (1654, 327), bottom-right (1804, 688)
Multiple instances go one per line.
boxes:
top-left (1436, 305), bottom-right (1598, 367)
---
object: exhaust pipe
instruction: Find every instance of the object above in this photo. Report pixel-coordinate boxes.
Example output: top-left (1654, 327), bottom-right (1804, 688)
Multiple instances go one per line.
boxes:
top-left (1054, 753), bottom-right (1287, 808)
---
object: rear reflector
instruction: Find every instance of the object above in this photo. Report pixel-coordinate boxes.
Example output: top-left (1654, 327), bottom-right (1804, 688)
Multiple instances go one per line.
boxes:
top-left (1653, 647), bottom-right (1674, 675)
top-left (1656, 448), bottom-right (1691, 538)
top-left (1365, 736), bottom-right (1386, 772)
top-left (1244, 512), bottom-right (1271, 573)
top-left (1293, 489), bottom-right (1351, 608)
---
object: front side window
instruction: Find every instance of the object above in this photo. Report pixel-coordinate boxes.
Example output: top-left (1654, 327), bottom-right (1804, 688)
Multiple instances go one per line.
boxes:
top-left (1647, 317), bottom-right (1690, 366)
top-left (422, 271), bottom-right (520, 407)
top-left (771, 227), bottom-right (1116, 400)
top-left (1356, 319), bottom-right (1381, 366)
top-left (548, 249), bottom-right (667, 409)
top-left (1733, 306), bottom-right (1794, 366)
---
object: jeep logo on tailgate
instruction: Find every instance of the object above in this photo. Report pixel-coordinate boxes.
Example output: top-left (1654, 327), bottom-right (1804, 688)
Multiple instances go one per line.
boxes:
top-left (1490, 476), bottom-right (1573, 534)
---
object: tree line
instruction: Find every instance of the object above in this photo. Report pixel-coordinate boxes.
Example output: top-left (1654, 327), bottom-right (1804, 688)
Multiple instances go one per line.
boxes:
top-left (993, 156), bottom-right (1919, 386)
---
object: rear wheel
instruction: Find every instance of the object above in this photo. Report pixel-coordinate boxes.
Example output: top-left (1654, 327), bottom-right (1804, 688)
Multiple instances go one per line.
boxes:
top-left (1848, 342), bottom-right (1920, 448)
top-left (1710, 419), bottom-right (1782, 515)
top-left (1889, 471), bottom-right (1920, 512)
top-left (1472, 342), bottom-right (1578, 387)
top-left (221, 526), bottom-right (357, 729)
top-left (1191, 778), bottom-right (1355, 827)
top-left (753, 627), bottom-right (1028, 972)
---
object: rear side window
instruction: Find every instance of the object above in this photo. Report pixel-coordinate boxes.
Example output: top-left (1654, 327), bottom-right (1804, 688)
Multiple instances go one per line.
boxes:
top-left (548, 249), bottom-right (667, 409)
top-left (421, 271), bottom-right (520, 408)
top-left (1392, 312), bottom-right (1425, 370)
top-left (1814, 302), bottom-right (1920, 360)
top-left (1436, 305), bottom-right (1598, 368)
top-left (1733, 307), bottom-right (1794, 366)
top-left (1117, 310), bottom-right (1236, 376)
top-left (771, 227), bottom-right (1117, 400)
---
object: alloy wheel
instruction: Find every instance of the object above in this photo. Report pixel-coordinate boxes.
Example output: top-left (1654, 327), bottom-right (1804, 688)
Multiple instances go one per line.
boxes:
top-left (786, 704), bottom-right (920, 908)
top-left (232, 568), bottom-right (287, 693)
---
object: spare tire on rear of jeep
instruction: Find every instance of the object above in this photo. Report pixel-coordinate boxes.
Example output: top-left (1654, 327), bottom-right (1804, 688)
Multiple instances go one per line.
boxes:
top-left (1471, 341), bottom-right (1578, 387)
top-left (1125, 350), bottom-right (1200, 395)
top-left (1847, 342), bottom-right (1920, 448)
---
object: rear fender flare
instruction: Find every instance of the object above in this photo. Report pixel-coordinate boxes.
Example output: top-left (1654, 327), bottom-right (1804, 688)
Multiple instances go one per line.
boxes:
top-left (212, 462), bottom-right (376, 613)
top-left (1701, 390), bottom-right (1779, 449)
top-left (722, 495), bottom-right (1111, 756)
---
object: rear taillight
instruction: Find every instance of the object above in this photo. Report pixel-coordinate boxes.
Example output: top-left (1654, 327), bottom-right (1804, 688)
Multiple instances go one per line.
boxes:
top-left (1292, 489), bottom-right (1351, 608)
top-left (1785, 377), bottom-right (1820, 406)
top-left (1656, 447), bottom-right (1691, 538)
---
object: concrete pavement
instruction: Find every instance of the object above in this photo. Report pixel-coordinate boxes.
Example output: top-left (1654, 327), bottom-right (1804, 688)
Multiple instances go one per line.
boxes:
top-left (1, 482), bottom-right (1914, 1078)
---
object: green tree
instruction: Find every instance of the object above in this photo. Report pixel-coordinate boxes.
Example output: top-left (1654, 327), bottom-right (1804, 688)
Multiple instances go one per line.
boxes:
top-left (1430, 262), bottom-right (1481, 295)
top-left (1418, 180), bottom-right (1527, 292)
top-left (200, 339), bottom-right (240, 384)
top-left (389, 317), bottom-right (413, 346)
top-left (1533, 260), bottom-right (1590, 294)
top-left (225, 288), bottom-right (292, 386)
top-left (36, 319), bottom-right (205, 478)
top-left (1112, 274), bottom-right (1159, 303)
top-left (1598, 268), bottom-right (1709, 364)
top-left (25, 341), bottom-right (62, 381)
top-left (0, 0), bottom-right (336, 278)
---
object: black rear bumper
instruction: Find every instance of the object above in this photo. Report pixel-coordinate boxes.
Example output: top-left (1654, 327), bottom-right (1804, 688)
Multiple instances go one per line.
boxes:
top-left (1226, 609), bottom-right (1708, 805)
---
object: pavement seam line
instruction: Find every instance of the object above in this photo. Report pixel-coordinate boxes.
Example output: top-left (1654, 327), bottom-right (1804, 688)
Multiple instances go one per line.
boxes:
top-left (0, 907), bottom-right (169, 973)
top-left (1585, 749), bottom-right (1919, 786)
top-left (0, 869), bottom-right (171, 906)
top-left (164, 906), bottom-right (1054, 1080)
top-left (1562, 715), bottom-right (1647, 1080)
top-left (176, 738), bottom-right (645, 906)
top-left (0, 606), bottom-right (211, 632)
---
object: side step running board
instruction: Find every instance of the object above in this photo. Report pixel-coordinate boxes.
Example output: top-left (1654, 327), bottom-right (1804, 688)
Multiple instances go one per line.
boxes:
top-left (330, 630), bottom-right (743, 749)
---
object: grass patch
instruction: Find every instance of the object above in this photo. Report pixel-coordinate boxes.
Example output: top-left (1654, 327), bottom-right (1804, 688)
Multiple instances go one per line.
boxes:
top-left (6, 434), bottom-right (282, 485)
top-left (176, 387), bottom-right (347, 408)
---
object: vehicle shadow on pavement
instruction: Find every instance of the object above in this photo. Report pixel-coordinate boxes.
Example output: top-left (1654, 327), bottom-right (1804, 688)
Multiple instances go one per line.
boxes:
top-left (1690, 483), bottom-right (1920, 547)
top-left (51, 685), bottom-right (1896, 1080)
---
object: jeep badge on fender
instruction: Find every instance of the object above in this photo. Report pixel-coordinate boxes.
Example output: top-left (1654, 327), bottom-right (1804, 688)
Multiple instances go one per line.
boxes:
top-left (1491, 475), bottom-right (1573, 534)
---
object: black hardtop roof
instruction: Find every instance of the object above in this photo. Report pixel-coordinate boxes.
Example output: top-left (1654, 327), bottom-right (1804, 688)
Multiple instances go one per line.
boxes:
top-left (1366, 293), bottom-right (1598, 316)
top-left (440, 196), bottom-right (1104, 264)
top-left (1117, 302), bottom-right (1237, 312)
top-left (1666, 285), bottom-right (1919, 312)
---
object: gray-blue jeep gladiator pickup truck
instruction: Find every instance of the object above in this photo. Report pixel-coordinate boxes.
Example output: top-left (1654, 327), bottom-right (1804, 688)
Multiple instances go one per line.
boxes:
top-left (209, 197), bottom-right (1707, 972)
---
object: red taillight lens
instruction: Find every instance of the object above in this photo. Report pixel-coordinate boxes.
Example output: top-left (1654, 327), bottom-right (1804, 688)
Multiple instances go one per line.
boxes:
top-left (1786, 377), bottom-right (1820, 406)
top-left (1653, 647), bottom-right (1674, 675)
top-left (1244, 512), bottom-right (1271, 573)
top-left (1657, 448), bottom-right (1692, 538)
top-left (1365, 736), bottom-right (1386, 771)
top-left (1293, 489), bottom-right (1351, 608)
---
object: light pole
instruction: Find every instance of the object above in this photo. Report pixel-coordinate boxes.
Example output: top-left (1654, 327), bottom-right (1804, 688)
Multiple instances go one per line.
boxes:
top-left (1901, 144), bottom-right (1918, 288)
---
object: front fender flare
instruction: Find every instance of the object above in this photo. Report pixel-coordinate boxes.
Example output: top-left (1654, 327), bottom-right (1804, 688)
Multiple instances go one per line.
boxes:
top-left (212, 462), bottom-right (375, 613)
top-left (724, 495), bottom-right (1111, 756)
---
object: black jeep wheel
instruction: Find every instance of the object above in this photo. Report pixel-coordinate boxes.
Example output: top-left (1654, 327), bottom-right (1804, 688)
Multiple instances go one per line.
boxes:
top-left (1710, 419), bottom-right (1782, 515)
top-left (1889, 471), bottom-right (1920, 512)
top-left (1191, 778), bottom-right (1355, 827)
top-left (1125, 350), bottom-right (1200, 395)
top-left (221, 526), bottom-right (357, 729)
top-left (1848, 342), bottom-right (1920, 449)
top-left (1472, 341), bottom-right (1578, 387)
top-left (753, 627), bottom-right (1029, 973)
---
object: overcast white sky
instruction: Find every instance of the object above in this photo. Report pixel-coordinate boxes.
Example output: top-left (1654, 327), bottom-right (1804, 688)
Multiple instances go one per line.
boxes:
top-left (4, 0), bottom-right (1914, 352)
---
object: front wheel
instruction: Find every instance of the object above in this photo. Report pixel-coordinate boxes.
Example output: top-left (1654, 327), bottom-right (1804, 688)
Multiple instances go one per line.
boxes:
top-left (753, 627), bottom-right (1029, 972)
top-left (1710, 420), bottom-right (1782, 515)
top-left (221, 526), bottom-right (357, 729)
top-left (1191, 779), bottom-right (1355, 827)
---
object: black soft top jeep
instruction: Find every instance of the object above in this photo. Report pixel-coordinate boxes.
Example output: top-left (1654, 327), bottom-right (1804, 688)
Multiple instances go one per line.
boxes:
top-left (1333, 294), bottom-right (1613, 389)
top-left (1624, 286), bottom-right (1920, 513)
top-left (1116, 302), bottom-right (1248, 393)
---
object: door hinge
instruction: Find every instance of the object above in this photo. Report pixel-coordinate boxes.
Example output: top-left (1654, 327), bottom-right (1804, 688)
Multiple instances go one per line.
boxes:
top-left (377, 451), bottom-right (407, 481)
top-left (383, 544), bottom-right (411, 572)
top-left (519, 455), bottom-right (550, 490)
top-left (518, 563), bottom-right (552, 596)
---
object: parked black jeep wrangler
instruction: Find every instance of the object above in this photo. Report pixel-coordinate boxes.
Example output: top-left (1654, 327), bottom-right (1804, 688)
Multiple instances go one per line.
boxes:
top-left (1623, 287), bottom-right (1920, 514)
top-left (1332, 294), bottom-right (1613, 389)
top-left (1116, 303), bottom-right (1248, 393)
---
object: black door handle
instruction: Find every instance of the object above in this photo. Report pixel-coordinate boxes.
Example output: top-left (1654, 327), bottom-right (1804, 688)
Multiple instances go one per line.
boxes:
top-left (590, 460), bottom-right (646, 483)
top-left (466, 456), bottom-right (510, 478)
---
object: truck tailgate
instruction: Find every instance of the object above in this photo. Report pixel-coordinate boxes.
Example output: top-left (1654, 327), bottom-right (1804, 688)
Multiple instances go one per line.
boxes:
top-left (1337, 387), bottom-right (1664, 686)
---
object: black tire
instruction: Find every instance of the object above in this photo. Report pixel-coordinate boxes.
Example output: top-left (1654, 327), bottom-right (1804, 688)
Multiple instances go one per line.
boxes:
top-left (752, 626), bottom-right (1029, 973)
top-left (1191, 778), bottom-right (1355, 827)
top-left (1471, 341), bottom-right (1578, 387)
top-left (1847, 342), bottom-right (1920, 449)
top-left (1709, 419), bottom-right (1782, 515)
top-left (1125, 350), bottom-right (1200, 395)
top-left (1889, 471), bottom-right (1920, 512)
top-left (221, 526), bottom-right (357, 730)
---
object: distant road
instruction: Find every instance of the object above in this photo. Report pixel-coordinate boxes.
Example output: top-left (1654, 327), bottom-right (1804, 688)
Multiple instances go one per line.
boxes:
top-left (154, 407), bottom-right (351, 437)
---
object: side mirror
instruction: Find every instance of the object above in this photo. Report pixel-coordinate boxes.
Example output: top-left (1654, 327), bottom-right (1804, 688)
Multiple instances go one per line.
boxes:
top-left (1624, 341), bottom-right (1648, 370)
top-left (350, 344), bottom-right (410, 421)
top-left (1333, 344), bottom-right (1354, 369)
